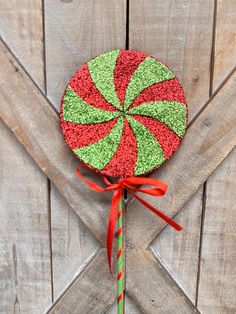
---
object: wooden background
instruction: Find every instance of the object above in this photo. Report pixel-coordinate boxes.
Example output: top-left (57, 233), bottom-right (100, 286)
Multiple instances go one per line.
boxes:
top-left (0, 0), bottom-right (236, 313)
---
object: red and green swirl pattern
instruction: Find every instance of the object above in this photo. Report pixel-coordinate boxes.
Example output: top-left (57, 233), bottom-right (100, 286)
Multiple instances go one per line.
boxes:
top-left (60, 50), bottom-right (187, 177)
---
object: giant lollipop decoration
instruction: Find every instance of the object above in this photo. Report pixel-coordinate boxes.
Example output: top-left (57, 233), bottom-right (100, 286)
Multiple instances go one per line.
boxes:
top-left (60, 50), bottom-right (187, 314)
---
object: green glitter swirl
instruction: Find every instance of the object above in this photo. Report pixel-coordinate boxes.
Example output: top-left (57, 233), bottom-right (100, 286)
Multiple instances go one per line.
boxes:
top-left (63, 87), bottom-right (120, 124)
top-left (74, 117), bottom-right (124, 170)
top-left (123, 57), bottom-right (175, 111)
top-left (88, 50), bottom-right (122, 111)
top-left (126, 116), bottom-right (165, 176)
top-left (128, 101), bottom-right (187, 137)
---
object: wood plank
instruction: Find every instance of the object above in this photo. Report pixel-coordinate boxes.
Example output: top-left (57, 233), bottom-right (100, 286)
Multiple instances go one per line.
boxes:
top-left (126, 250), bottom-right (200, 314)
top-left (0, 119), bottom-right (52, 313)
top-left (47, 250), bottom-right (116, 314)
top-left (151, 188), bottom-right (203, 303)
top-left (50, 184), bottom-right (99, 299)
top-left (0, 0), bottom-right (44, 89)
top-left (213, 0), bottom-right (236, 91)
top-left (130, 1), bottom-right (214, 304)
top-left (44, 0), bottom-right (126, 110)
top-left (44, 0), bottom-right (126, 300)
top-left (126, 69), bottom-right (236, 249)
top-left (196, 2), bottom-right (236, 311)
top-left (129, 0), bottom-right (215, 121)
top-left (0, 2), bottom-right (52, 313)
top-left (197, 148), bottom-right (236, 313)
top-left (0, 39), bottom-right (111, 246)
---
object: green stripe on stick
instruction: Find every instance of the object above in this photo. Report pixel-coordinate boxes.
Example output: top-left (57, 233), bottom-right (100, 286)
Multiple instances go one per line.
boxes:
top-left (117, 198), bottom-right (124, 314)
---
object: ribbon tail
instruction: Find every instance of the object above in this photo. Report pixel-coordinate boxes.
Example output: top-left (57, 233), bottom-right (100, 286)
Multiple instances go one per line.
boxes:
top-left (107, 188), bottom-right (123, 273)
top-left (129, 191), bottom-right (183, 231)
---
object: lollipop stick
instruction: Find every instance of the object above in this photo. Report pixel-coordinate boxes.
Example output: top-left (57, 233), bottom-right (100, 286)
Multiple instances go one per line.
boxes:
top-left (117, 196), bottom-right (125, 314)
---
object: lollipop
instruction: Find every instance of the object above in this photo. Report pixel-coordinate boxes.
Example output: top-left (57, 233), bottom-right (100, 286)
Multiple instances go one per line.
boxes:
top-left (60, 50), bottom-right (187, 314)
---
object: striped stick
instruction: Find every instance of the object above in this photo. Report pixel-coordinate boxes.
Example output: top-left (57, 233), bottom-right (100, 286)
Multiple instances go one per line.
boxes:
top-left (117, 197), bottom-right (125, 314)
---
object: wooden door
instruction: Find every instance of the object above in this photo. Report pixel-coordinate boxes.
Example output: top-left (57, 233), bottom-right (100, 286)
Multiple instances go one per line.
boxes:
top-left (0, 1), bottom-right (235, 313)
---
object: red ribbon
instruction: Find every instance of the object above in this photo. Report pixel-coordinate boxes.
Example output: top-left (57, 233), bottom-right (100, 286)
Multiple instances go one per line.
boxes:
top-left (76, 168), bottom-right (183, 272)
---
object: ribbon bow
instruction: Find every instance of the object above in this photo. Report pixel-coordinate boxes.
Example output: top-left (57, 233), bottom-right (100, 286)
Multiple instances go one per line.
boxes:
top-left (76, 168), bottom-right (182, 272)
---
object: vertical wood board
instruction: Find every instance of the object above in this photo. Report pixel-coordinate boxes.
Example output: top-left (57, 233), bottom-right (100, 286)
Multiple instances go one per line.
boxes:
top-left (197, 1), bottom-right (236, 311)
top-left (0, 2), bottom-right (52, 313)
top-left (129, 0), bottom-right (214, 306)
top-left (0, 120), bottom-right (52, 313)
top-left (0, 0), bottom-right (44, 89)
top-left (44, 0), bottom-right (126, 109)
top-left (129, 0), bottom-right (214, 121)
top-left (213, 0), bottom-right (236, 90)
top-left (197, 148), bottom-right (236, 313)
top-left (44, 0), bottom-right (126, 301)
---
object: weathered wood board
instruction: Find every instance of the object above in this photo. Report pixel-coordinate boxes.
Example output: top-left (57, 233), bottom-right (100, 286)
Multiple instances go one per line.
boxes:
top-left (0, 120), bottom-right (52, 313)
top-left (44, 0), bottom-right (126, 109)
top-left (151, 188), bottom-right (203, 303)
top-left (0, 2), bottom-right (52, 313)
top-left (197, 148), bottom-right (236, 313)
top-left (0, 0), bottom-right (44, 89)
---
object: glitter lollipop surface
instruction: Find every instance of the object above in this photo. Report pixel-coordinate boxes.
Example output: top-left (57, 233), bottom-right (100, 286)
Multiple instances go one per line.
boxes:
top-left (60, 50), bottom-right (187, 178)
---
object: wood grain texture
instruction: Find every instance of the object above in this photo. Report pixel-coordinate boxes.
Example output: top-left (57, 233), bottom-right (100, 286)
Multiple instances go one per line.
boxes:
top-left (151, 188), bottom-right (203, 303)
top-left (0, 119), bottom-right (52, 313)
top-left (129, 0), bottom-right (214, 121)
top-left (44, 0), bottom-right (126, 109)
top-left (50, 184), bottom-right (99, 299)
top-left (196, 3), bottom-right (236, 311)
top-left (126, 250), bottom-right (199, 314)
top-left (197, 148), bottom-right (236, 313)
top-left (0, 0), bottom-right (44, 89)
top-left (0, 40), bottom-right (111, 246)
top-left (213, 0), bottom-right (236, 91)
top-left (126, 69), bottom-right (236, 250)
top-left (47, 250), bottom-right (116, 314)
top-left (0, 2), bottom-right (52, 313)
top-left (128, 1), bottom-right (212, 310)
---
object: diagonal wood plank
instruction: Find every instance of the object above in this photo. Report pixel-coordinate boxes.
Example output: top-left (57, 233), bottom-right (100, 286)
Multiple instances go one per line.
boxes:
top-left (126, 68), bottom-right (236, 249)
top-left (50, 185), bottom-right (100, 299)
top-left (126, 250), bottom-right (200, 314)
top-left (151, 188), bottom-right (203, 303)
top-left (107, 294), bottom-right (143, 314)
top-left (0, 39), bottom-right (111, 247)
top-left (46, 249), bottom-right (116, 314)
